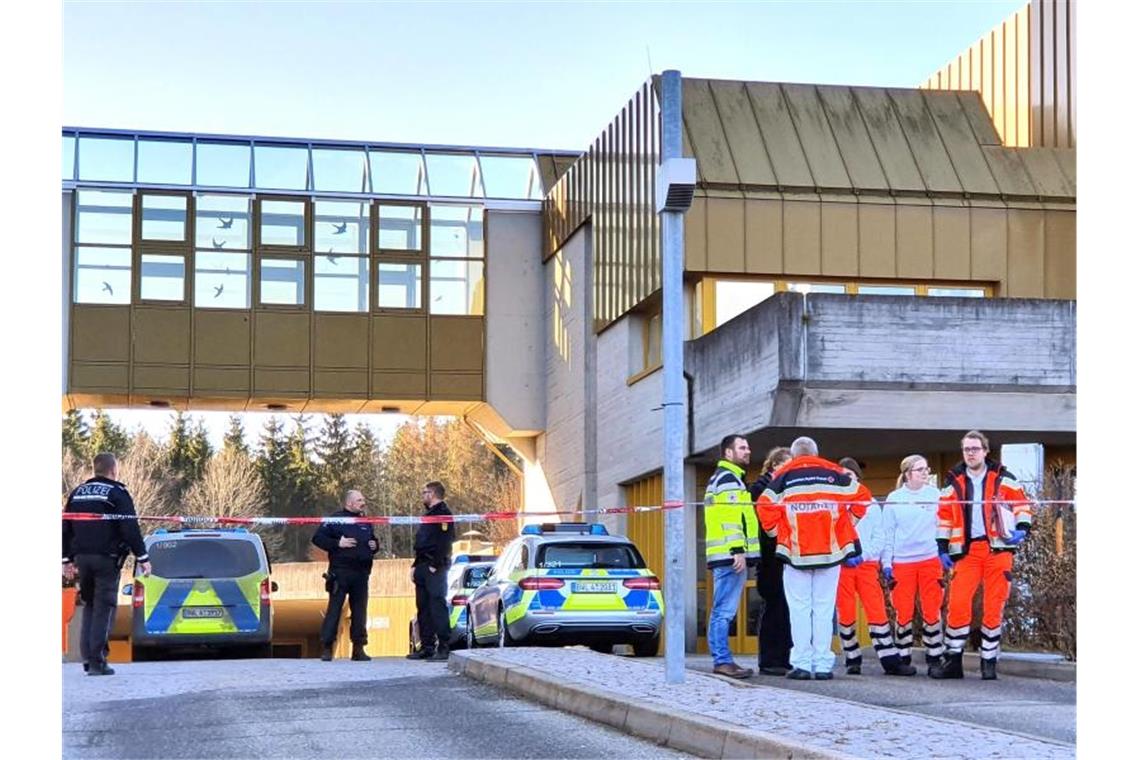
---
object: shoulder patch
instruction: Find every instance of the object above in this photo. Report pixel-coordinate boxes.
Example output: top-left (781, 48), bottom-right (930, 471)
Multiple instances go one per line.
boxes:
top-left (441, 522), bottom-right (448, 532)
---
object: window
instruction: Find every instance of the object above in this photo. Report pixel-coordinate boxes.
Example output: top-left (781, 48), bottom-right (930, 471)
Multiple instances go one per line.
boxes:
top-left (369, 150), bottom-right (426, 195)
top-left (312, 148), bottom-right (368, 193)
top-left (75, 189), bottom-right (133, 245)
top-left (430, 204), bottom-right (483, 258)
top-left (377, 263), bottom-right (422, 309)
top-left (645, 311), bottom-right (662, 369)
top-left (479, 154), bottom-right (542, 199)
top-left (195, 251), bottom-right (251, 308)
top-left (314, 254), bottom-right (369, 312)
top-left (147, 539), bottom-right (262, 578)
top-left (74, 190), bottom-right (133, 304)
top-left (259, 199), bottom-right (307, 248)
top-left (429, 259), bottom-right (483, 315)
top-left (463, 565), bottom-right (492, 588)
top-left (196, 195), bottom-right (252, 309)
top-left (254, 144), bottom-right (309, 190)
top-left (136, 139), bottom-right (192, 185)
top-left (196, 141), bottom-right (251, 188)
top-left (787, 282), bottom-right (846, 294)
top-left (77, 135), bottom-right (134, 182)
top-left (196, 194), bottom-right (252, 250)
top-left (74, 246), bottom-right (131, 304)
top-left (139, 254), bottom-right (185, 301)
top-left (140, 194), bottom-right (188, 242)
top-left (536, 542), bottom-right (645, 569)
top-left (425, 152), bottom-right (483, 197)
top-left (857, 284), bottom-right (916, 296)
top-left (377, 204), bottom-right (423, 251)
top-left (928, 287), bottom-right (985, 298)
top-left (516, 545), bottom-right (530, 571)
top-left (314, 201), bottom-right (369, 254)
top-left (260, 258), bottom-right (306, 306)
top-left (716, 280), bottom-right (776, 327)
top-left (62, 134), bottom-right (76, 181)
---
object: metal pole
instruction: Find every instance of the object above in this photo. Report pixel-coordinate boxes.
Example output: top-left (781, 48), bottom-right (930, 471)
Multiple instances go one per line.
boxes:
top-left (660, 69), bottom-right (686, 685)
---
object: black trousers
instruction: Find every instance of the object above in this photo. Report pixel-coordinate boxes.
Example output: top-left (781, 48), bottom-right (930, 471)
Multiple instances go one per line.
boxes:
top-left (757, 539), bottom-right (793, 668)
top-left (75, 554), bottom-right (119, 667)
top-left (413, 563), bottom-right (450, 652)
top-left (320, 567), bottom-right (370, 646)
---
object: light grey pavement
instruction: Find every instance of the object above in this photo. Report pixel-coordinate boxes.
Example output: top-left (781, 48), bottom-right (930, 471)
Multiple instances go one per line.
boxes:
top-left (62, 658), bottom-right (690, 759)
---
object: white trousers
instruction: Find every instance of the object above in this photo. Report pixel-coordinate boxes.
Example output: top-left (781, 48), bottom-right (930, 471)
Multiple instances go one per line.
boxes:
top-left (783, 563), bottom-right (841, 673)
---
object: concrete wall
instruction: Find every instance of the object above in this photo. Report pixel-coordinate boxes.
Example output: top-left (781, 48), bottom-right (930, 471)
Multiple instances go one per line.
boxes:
top-left (686, 292), bottom-right (1076, 454)
top-left (484, 209), bottom-right (545, 434)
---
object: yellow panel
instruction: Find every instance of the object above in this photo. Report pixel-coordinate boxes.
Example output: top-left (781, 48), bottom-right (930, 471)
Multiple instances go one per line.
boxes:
top-left (815, 86), bottom-right (890, 191)
top-left (193, 366), bottom-right (250, 393)
top-left (820, 201), bottom-right (858, 277)
top-left (682, 79), bottom-right (738, 185)
top-left (132, 364), bottom-right (189, 393)
top-left (372, 372), bottom-right (427, 398)
top-left (850, 89), bottom-right (926, 193)
top-left (194, 311), bottom-right (251, 366)
top-left (372, 314), bottom-right (427, 371)
top-left (782, 84), bottom-right (850, 190)
top-left (857, 201), bottom-right (896, 278)
top-left (70, 362), bottom-right (128, 391)
top-left (991, 24), bottom-right (1005, 146)
top-left (895, 203), bottom-right (934, 280)
top-left (1006, 207), bottom-right (1046, 297)
top-left (253, 311), bottom-right (310, 367)
top-left (932, 205), bottom-right (971, 280)
top-left (1016, 5), bottom-right (1031, 147)
top-left (429, 372), bottom-right (483, 399)
top-left (743, 197), bottom-right (782, 274)
top-left (314, 313), bottom-right (369, 369)
top-left (71, 305), bottom-right (130, 363)
top-left (783, 196), bottom-right (821, 276)
top-left (744, 82), bottom-right (814, 188)
top-left (429, 317), bottom-right (483, 372)
top-left (314, 369), bottom-right (368, 396)
top-left (684, 196), bottom-right (707, 271)
top-left (969, 205), bottom-right (1008, 282)
top-left (705, 196), bottom-right (745, 273)
top-left (133, 306), bottom-right (191, 365)
top-left (707, 79), bottom-right (776, 186)
top-left (253, 367), bottom-right (310, 394)
top-left (1043, 210), bottom-right (1076, 299)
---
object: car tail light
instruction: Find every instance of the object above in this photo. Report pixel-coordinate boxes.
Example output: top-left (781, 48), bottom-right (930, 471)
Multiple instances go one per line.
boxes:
top-left (260, 578), bottom-right (272, 606)
top-left (132, 583), bottom-right (145, 608)
top-left (623, 576), bottom-right (661, 590)
top-left (519, 577), bottom-right (565, 590)
top-left (451, 595), bottom-right (468, 607)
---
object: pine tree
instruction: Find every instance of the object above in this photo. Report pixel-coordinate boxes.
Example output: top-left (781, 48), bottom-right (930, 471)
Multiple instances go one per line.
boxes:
top-left (284, 415), bottom-right (320, 560)
top-left (87, 410), bottom-right (130, 459)
top-left (349, 423), bottom-right (388, 554)
top-left (256, 416), bottom-right (294, 560)
top-left (223, 414), bottom-right (249, 456)
top-left (62, 409), bottom-right (90, 459)
top-left (316, 414), bottom-right (355, 508)
top-left (164, 411), bottom-right (192, 480)
top-left (186, 418), bottom-right (213, 483)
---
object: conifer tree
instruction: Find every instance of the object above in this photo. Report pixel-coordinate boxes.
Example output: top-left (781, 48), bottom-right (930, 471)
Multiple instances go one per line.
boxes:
top-left (87, 409), bottom-right (130, 459)
top-left (223, 414), bottom-right (249, 456)
top-left (62, 409), bottom-right (89, 459)
top-left (316, 413), bottom-right (355, 509)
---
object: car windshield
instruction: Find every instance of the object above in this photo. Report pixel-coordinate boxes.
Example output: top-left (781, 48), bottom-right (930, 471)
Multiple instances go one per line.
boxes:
top-left (536, 542), bottom-right (645, 569)
top-left (464, 565), bottom-right (492, 587)
top-left (147, 538), bottom-right (263, 579)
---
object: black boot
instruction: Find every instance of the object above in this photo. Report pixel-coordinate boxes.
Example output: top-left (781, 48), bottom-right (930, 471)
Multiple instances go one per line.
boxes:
top-left (406, 647), bottom-right (433, 660)
top-left (929, 652), bottom-right (963, 679)
top-left (429, 646), bottom-right (450, 661)
top-left (320, 645), bottom-right (333, 662)
top-left (351, 643), bottom-right (371, 662)
top-left (845, 660), bottom-right (862, 676)
top-left (86, 661), bottom-right (115, 676)
top-left (980, 658), bottom-right (997, 680)
top-left (880, 654), bottom-right (916, 676)
top-left (899, 654), bottom-right (912, 667)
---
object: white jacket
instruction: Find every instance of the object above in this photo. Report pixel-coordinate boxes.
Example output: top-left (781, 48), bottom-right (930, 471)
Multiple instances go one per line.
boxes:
top-left (854, 500), bottom-right (884, 563)
top-left (882, 484), bottom-right (941, 568)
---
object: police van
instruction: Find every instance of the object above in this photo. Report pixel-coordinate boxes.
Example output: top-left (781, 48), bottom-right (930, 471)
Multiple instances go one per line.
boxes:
top-left (125, 528), bottom-right (276, 660)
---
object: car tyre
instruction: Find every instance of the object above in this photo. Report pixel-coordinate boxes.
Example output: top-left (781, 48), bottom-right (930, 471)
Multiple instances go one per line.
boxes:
top-left (497, 606), bottom-right (514, 648)
top-left (131, 645), bottom-right (155, 663)
top-left (632, 635), bottom-right (660, 658)
top-left (466, 613), bottom-right (478, 650)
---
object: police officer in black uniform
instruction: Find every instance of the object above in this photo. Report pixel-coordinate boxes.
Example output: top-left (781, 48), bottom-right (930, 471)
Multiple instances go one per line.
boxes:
top-left (406, 481), bottom-right (455, 661)
top-left (312, 489), bottom-right (378, 662)
top-left (62, 452), bottom-right (151, 676)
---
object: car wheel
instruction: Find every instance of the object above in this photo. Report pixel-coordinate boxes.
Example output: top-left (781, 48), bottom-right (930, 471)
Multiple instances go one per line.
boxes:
top-left (466, 613), bottom-right (478, 650)
top-left (497, 606), bottom-right (514, 648)
top-left (632, 635), bottom-right (660, 658)
top-left (131, 645), bottom-right (155, 663)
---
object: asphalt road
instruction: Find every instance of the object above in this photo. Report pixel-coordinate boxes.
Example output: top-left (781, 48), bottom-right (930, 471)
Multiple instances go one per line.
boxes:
top-left (63, 658), bottom-right (689, 760)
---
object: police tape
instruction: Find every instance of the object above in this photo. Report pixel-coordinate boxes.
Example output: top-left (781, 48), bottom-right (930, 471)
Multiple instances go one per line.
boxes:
top-left (59, 498), bottom-right (1074, 526)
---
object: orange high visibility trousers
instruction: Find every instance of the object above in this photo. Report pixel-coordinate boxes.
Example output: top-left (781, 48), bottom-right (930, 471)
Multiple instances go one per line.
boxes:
top-left (836, 560), bottom-right (895, 665)
top-left (945, 540), bottom-right (1014, 660)
top-left (890, 556), bottom-right (945, 661)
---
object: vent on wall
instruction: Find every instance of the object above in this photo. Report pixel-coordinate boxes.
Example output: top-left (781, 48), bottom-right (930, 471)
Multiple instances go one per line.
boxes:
top-left (655, 157), bottom-right (696, 213)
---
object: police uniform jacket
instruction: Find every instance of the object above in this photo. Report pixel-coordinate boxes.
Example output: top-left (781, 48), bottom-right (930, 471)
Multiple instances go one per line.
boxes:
top-left (312, 509), bottom-right (379, 572)
top-left (62, 476), bottom-right (149, 564)
top-left (412, 501), bottom-right (454, 570)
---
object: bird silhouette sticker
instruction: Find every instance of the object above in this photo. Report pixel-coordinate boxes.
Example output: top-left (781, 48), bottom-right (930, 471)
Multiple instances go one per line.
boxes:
top-left (217, 216), bottom-right (234, 229)
top-left (212, 238), bottom-right (226, 249)
top-left (326, 247), bottom-right (339, 265)
top-left (213, 284), bottom-right (225, 298)
top-left (102, 281), bottom-right (114, 296)
top-left (332, 221), bottom-right (348, 234)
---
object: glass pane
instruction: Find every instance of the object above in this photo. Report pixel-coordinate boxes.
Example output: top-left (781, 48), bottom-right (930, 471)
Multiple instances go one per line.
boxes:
top-left (74, 246), bottom-right (131, 304)
top-left (312, 148), bottom-right (368, 193)
top-left (425, 153), bottom-right (482, 197)
top-left (75, 189), bottom-right (133, 244)
top-left (194, 251), bottom-right (250, 308)
top-left (646, 312), bottom-right (662, 368)
top-left (377, 263), bottom-right (422, 309)
top-left (260, 200), bottom-right (306, 247)
top-left (140, 195), bottom-right (187, 241)
top-left (63, 134), bottom-right (76, 181)
top-left (715, 280), bottom-right (775, 327)
top-left (314, 255), bottom-right (369, 312)
top-left (196, 141), bottom-right (251, 188)
top-left (314, 201), bottom-right (369, 254)
top-left (430, 204), bottom-right (483, 258)
top-left (139, 254), bottom-right (185, 301)
top-left (260, 258), bottom-right (305, 305)
top-left (857, 285), bottom-right (916, 296)
top-left (196, 194), bottom-right (252, 249)
top-left (479, 155), bottom-right (540, 199)
top-left (787, 282), bottom-right (846, 294)
top-left (254, 144), bottom-right (309, 190)
top-left (136, 139), bottom-right (192, 185)
top-left (377, 204), bottom-right (422, 251)
top-left (369, 150), bottom-right (426, 195)
top-left (77, 135), bottom-right (134, 182)
top-left (928, 287), bottom-right (985, 298)
top-left (430, 259), bottom-right (483, 315)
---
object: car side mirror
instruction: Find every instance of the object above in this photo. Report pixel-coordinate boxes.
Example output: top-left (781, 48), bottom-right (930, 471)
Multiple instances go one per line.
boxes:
top-left (271, 581), bottom-right (279, 592)
top-left (121, 583), bottom-right (133, 597)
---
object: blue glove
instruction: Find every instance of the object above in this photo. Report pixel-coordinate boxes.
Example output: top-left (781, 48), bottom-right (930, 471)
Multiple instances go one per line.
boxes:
top-left (939, 553), bottom-right (954, 571)
top-left (1007, 529), bottom-right (1027, 546)
top-left (843, 556), bottom-right (864, 568)
top-left (881, 566), bottom-right (894, 583)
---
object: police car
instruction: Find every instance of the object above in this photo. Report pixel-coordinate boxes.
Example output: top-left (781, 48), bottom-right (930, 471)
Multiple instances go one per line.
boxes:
top-left (464, 523), bottom-right (663, 656)
top-left (125, 528), bottom-right (276, 660)
top-left (408, 555), bottom-right (496, 652)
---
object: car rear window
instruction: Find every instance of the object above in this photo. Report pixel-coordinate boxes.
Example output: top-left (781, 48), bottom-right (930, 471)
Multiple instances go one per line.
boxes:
top-left (464, 565), bottom-right (492, 587)
top-left (148, 539), bottom-right (263, 578)
top-left (536, 542), bottom-right (646, 569)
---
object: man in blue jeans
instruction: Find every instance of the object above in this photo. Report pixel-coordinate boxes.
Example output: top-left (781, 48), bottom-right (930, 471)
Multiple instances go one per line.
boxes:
top-left (703, 434), bottom-right (757, 679)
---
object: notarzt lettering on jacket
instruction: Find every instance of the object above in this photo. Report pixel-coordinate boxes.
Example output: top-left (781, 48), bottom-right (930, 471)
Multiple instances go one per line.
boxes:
top-left (789, 502), bottom-right (838, 514)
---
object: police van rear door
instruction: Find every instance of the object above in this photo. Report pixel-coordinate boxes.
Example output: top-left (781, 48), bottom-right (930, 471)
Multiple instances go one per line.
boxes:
top-left (144, 536), bottom-right (265, 634)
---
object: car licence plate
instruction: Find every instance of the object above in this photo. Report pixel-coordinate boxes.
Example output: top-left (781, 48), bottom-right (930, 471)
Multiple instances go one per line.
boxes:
top-left (572, 581), bottom-right (617, 594)
top-left (182, 607), bottom-right (224, 619)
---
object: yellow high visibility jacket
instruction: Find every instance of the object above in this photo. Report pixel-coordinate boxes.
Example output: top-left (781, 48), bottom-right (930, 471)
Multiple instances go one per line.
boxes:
top-left (704, 459), bottom-right (761, 568)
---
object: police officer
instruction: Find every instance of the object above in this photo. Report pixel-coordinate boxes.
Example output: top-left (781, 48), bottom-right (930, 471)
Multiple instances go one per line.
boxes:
top-left (312, 490), bottom-right (378, 662)
top-left (62, 452), bottom-right (151, 676)
top-left (406, 481), bottom-right (454, 661)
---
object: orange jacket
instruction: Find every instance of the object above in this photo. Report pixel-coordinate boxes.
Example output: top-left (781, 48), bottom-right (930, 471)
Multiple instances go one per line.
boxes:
top-left (937, 460), bottom-right (1032, 557)
top-left (756, 455), bottom-right (871, 569)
